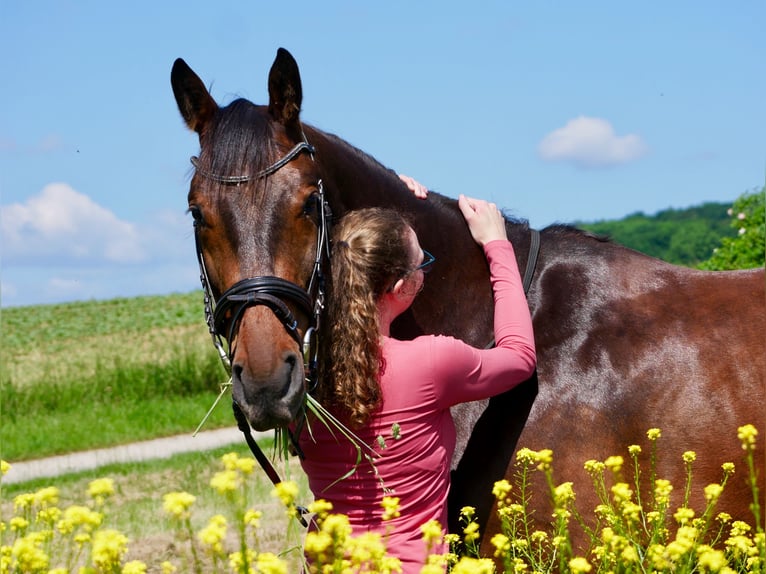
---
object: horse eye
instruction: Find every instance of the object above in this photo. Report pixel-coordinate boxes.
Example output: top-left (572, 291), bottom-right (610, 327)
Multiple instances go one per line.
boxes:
top-left (302, 194), bottom-right (320, 220)
top-left (188, 205), bottom-right (205, 226)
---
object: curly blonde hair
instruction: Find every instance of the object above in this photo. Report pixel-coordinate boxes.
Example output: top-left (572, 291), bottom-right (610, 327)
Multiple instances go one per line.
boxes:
top-left (317, 208), bottom-right (413, 428)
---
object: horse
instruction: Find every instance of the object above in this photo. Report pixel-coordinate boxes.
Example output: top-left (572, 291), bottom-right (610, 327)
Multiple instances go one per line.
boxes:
top-left (170, 48), bottom-right (765, 553)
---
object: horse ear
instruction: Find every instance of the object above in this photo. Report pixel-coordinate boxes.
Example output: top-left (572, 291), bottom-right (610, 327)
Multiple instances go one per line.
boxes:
top-left (170, 58), bottom-right (218, 135)
top-left (267, 48), bottom-right (303, 127)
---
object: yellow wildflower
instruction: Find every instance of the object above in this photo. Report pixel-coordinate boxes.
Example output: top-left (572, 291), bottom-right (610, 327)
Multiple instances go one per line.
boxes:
top-left (33, 486), bottom-right (59, 508)
top-left (654, 478), bottom-right (673, 505)
top-left (568, 556), bottom-right (592, 573)
top-left (463, 521), bottom-right (480, 544)
top-left (553, 481), bottom-right (575, 506)
top-left (160, 560), bottom-right (177, 573)
top-left (122, 560), bottom-right (148, 574)
top-left (87, 478), bottom-right (115, 506)
top-left (647, 428), bottom-right (662, 440)
top-left (255, 551), bottom-right (288, 574)
top-left (0, 460), bottom-right (10, 475)
top-left (460, 506), bottom-right (476, 519)
top-left (628, 444), bottom-right (641, 456)
top-left (271, 480), bottom-right (299, 508)
top-left (347, 531), bottom-right (386, 567)
top-left (604, 456), bottom-right (624, 473)
top-left (515, 447), bottom-right (537, 465)
top-left (10, 533), bottom-right (49, 572)
top-left (420, 519), bottom-right (443, 548)
top-left (704, 483), bottom-right (724, 503)
top-left (162, 491), bottom-right (196, 520)
top-left (381, 496), bottom-right (401, 521)
top-left (197, 514), bottom-right (227, 555)
top-left (682, 450), bottom-right (697, 463)
top-left (13, 492), bottom-right (35, 512)
top-left (304, 530), bottom-right (333, 559)
top-left (674, 507), bottom-right (695, 525)
top-left (228, 549), bottom-right (257, 572)
top-left (536, 449), bottom-right (553, 470)
top-left (492, 479), bottom-right (512, 505)
top-left (721, 462), bottom-right (735, 476)
top-left (308, 499), bottom-right (333, 524)
top-left (321, 513), bottom-right (352, 542)
top-left (490, 533), bottom-right (510, 557)
top-left (451, 556), bottom-right (496, 573)
top-left (36, 506), bottom-right (61, 527)
top-left (696, 545), bottom-right (727, 572)
top-left (737, 424), bottom-right (758, 450)
top-left (91, 528), bottom-right (129, 570)
top-left (611, 482), bottom-right (633, 504)
top-left (210, 469), bottom-right (240, 494)
top-left (9, 516), bottom-right (29, 532)
top-left (584, 459), bottom-right (605, 475)
top-left (243, 508), bottom-right (262, 529)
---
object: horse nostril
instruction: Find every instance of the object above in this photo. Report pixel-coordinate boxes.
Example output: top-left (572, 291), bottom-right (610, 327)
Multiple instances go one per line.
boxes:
top-left (232, 363), bottom-right (243, 381)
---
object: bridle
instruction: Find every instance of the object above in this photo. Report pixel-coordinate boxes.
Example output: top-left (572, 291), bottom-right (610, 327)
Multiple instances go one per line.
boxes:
top-left (191, 138), bottom-right (330, 527)
top-left (191, 140), bottom-right (331, 391)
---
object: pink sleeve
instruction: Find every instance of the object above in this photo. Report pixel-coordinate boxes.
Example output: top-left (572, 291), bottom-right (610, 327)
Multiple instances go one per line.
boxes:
top-left (430, 240), bottom-right (536, 408)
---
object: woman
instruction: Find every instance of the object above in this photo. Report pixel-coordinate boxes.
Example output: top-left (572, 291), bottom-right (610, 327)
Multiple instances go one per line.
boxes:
top-left (299, 192), bottom-right (536, 572)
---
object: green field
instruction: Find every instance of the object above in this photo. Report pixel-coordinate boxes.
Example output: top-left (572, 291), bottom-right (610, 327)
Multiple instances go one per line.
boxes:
top-left (1, 291), bottom-right (236, 462)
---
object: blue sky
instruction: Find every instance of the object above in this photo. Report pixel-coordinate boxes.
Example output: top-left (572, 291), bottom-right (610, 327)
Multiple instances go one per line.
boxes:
top-left (1, 1), bottom-right (764, 307)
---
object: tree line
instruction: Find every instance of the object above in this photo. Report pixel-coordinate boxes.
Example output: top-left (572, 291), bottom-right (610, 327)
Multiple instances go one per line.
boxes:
top-left (576, 186), bottom-right (765, 270)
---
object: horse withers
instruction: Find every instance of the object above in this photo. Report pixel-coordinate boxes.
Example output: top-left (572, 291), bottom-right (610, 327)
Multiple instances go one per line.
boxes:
top-left (171, 48), bottom-right (765, 551)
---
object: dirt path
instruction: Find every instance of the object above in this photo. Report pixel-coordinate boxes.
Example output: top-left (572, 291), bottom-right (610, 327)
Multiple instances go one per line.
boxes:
top-left (3, 427), bottom-right (267, 485)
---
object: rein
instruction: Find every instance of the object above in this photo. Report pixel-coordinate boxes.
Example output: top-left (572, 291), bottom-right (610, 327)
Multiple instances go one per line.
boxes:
top-left (192, 138), bottom-right (328, 528)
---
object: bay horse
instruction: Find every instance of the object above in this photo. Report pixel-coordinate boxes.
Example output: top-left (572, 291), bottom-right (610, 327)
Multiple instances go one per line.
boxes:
top-left (171, 48), bottom-right (765, 551)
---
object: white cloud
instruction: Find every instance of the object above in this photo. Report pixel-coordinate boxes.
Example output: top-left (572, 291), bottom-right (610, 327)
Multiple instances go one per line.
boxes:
top-left (1, 183), bottom-right (146, 265)
top-left (538, 116), bottom-right (648, 168)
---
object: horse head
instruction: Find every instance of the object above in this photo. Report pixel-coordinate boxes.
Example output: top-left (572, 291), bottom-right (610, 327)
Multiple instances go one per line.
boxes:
top-left (170, 49), bottom-right (327, 431)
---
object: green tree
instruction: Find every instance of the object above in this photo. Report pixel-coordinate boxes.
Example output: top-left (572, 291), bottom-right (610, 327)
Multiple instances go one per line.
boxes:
top-left (697, 187), bottom-right (765, 270)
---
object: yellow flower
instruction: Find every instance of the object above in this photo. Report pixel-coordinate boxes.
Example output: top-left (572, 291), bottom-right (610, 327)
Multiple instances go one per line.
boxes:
top-left (610, 482), bottom-right (633, 504)
top-left (0, 460), bottom-right (10, 476)
top-left (654, 479), bottom-right (673, 505)
top-left (254, 551), bottom-right (288, 574)
top-left (243, 508), bottom-right (262, 529)
top-left (162, 491), bottom-right (196, 520)
top-left (160, 560), bottom-right (177, 573)
top-left (490, 533), bottom-right (510, 556)
top-left (381, 496), bottom-right (401, 521)
top-left (321, 513), bottom-right (352, 542)
top-left (737, 424), bottom-right (757, 450)
top-left (463, 521), bottom-right (480, 544)
top-left (228, 549), bottom-right (257, 572)
top-left (721, 462), bottom-right (735, 476)
top-left (704, 483), bottom-right (724, 503)
top-left (91, 528), bottom-right (129, 570)
top-left (536, 449), bottom-right (553, 470)
top-left (10, 533), bottom-right (49, 572)
top-left (87, 478), bottom-right (115, 506)
top-left (716, 512), bottom-right (732, 524)
top-left (36, 506), bottom-right (62, 527)
top-left (197, 514), bottom-right (227, 555)
top-left (56, 505), bottom-right (103, 534)
top-left (515, 447), bottom-right (537, 465)
top-left (553, 481), bottom-right (575, 507)
top-left (492, 479), bottom-right (512, 502)
top-left (271, 480), bottom-right (299, 508)
top-left (674, 507), bottom-right (695, 525)
top-left (682, 451), bottom-right (697, 463)
top-left (460, 506), bottom-right (476, 519)
top-left (33, 486), bottom-right (60, 508)
top-left (451, 556), bottom-right (496, 573)
top-left (420, 519), bottom-right (443, 547)
top-left (569, 556), bottom-right (592, 573)
top-left (303, 530), bottom-right (332, 558)
top-left (584, 459), bottom-right (605, 475)
top-left (628, 444), bottom-right (641, 456)
top-left (604, 455), bottom-right (623, 473)
top-left (122, 559), bottom-right (148, 573)
top-left (647, 428), bottom-right (662, 440)
top-left (347, 531), bottom-right (386, 567)
top-left (308, 499), bottom-right (333, 524)
top-left (13, 492), bottom-right (35, 511)
top-left (10, 516), bottom-right (29, 532)
top-left (696, 545), bottom-right (727, 572)
top-left (210, 469), bottom-right (240, 494)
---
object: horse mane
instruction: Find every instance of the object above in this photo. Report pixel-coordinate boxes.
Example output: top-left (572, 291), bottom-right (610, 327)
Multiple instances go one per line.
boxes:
top-left (542, 223), bottom-right (611, 243)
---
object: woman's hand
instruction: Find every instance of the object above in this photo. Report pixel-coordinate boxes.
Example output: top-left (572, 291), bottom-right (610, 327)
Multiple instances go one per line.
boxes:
top-left (457, 194), bottom-right (507, 246)
top-left (398, 174), bottom-right (428, 199)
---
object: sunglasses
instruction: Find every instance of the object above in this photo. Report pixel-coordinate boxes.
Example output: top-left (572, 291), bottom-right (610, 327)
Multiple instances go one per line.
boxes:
top-left (414, 249), bottom-right (436, 273)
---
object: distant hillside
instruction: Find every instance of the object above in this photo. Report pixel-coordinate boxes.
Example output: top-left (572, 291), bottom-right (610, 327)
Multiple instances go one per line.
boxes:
top-left (575, 201), bottom-right (736, 267)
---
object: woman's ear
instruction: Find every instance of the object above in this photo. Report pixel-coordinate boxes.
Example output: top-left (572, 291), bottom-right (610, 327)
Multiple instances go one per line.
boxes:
top-left (389, 278), bottom-right (406, 296)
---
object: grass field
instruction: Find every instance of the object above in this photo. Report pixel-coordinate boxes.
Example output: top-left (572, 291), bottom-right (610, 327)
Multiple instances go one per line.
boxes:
top-left (1, 291), bottom-right (237, 462)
